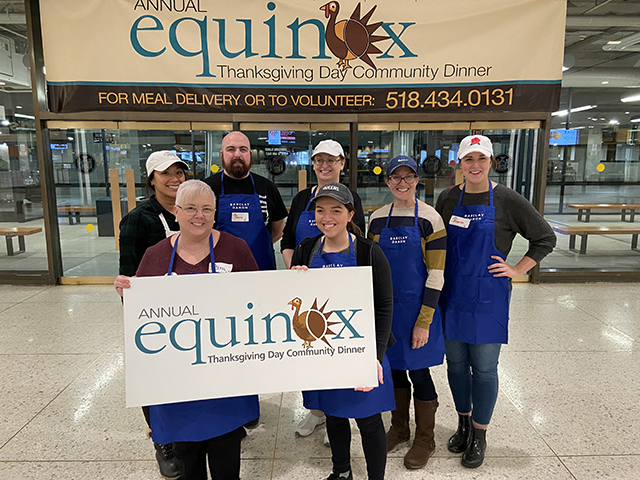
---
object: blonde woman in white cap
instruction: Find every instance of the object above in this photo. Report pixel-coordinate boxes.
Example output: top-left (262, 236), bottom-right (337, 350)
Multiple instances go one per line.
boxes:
top-left (114, 150), bottom-right (188, 480)
top-left (281, 139), bottom-right (365, 438)
top-left (435, 135), bottom-right (555, 469)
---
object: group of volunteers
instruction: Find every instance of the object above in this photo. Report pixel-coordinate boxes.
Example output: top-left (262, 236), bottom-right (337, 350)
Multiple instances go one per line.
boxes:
top-left (114, 131), bottom-right (555, 480)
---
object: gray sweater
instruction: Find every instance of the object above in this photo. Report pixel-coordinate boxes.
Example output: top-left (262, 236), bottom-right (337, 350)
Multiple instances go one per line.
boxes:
top-left (435, 184), bottom-right (556, 263)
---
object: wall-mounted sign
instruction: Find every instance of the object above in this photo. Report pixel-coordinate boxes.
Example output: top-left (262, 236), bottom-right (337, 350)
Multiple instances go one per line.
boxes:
top-left (40, 0), bottom-right (566, 114)
top-left (422, 155), bottom-right (441, 176)
top-left (266, 155), bottom-right (286, 176)
top-left (75, 153), bottom-right (96, 173)
top-left (493, 153), bottom-right (511, 174)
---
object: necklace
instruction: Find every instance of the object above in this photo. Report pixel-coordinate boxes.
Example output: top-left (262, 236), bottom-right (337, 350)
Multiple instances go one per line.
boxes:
top-left (178, 242), bottom-right (209, 256)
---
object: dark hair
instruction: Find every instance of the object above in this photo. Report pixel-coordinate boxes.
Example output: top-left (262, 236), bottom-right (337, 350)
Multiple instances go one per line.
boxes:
top-left (345, 203), bottom-right (363, 237)
top-left (146, 172), bottom-right (155, 194)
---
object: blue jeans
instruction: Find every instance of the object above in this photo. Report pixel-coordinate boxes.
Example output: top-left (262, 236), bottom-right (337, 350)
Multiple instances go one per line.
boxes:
top-left (444, 340), bottom-right (502, 426)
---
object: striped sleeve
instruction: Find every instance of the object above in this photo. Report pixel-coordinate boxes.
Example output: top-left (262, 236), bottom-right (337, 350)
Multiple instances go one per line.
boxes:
top-left (415, 203), bottom-right (447, 330)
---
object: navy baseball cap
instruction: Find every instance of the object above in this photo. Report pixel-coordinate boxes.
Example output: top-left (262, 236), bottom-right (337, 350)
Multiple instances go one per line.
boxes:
top-left (387, 155), bottom-right (418, 176)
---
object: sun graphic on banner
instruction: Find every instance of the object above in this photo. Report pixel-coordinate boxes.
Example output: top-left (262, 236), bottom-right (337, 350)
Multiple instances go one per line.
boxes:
top-left (288, 297), bottom-right (340, 349)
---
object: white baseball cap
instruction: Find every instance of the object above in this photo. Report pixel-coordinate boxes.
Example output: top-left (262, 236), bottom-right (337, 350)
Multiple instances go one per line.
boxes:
top-left (145, 151), bottom-right (189, 176)
top-left (312, 139), bottom-right (345, 159)
top-left (458, 135), bottom-right (494, 160)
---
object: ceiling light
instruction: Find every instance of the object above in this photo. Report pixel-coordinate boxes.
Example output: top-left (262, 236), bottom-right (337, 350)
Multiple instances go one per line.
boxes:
top-left (562, 66), bottom-right (570, 72)
top-left (600, 117), bottom-right (605, 120)
top-left (631, 117), bottom-right (640, 123)
top-left (551, 105), bottom-right (597, 116)
top-left (625, 111), bottom-right (630, 114)
top-left (606, 40), bottom-right (622, 45)
top-left (16, 105), bottom-right (22, 109)
top-left (609, 119), bottom-right (619, 125)
top-left (602, 81), bottom-right (609, 85)
top-left (0, 82), bottom-right (5, 85)
top-left (621, 92), bottom-right (640, 103)
top-left (14, 113), bottom-right (35, 119)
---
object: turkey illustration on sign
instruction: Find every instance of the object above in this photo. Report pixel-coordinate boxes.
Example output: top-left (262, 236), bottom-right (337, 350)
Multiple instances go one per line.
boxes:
top-left (288, 297), bottom-right (341, 349)
top-left (320, 2), bottom-right (389, 70)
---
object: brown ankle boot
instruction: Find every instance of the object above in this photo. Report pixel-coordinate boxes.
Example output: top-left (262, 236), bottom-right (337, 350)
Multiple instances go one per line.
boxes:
top-left (386, 387), bottom-right (411, 452)
top-left (404, 398), bottom-right (438, 469)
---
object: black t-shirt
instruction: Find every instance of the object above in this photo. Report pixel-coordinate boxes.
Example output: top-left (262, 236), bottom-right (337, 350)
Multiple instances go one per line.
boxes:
top-left (281, 186), bottom-right (366, 252)
top-left (204, 172), bottom-right (288, 234)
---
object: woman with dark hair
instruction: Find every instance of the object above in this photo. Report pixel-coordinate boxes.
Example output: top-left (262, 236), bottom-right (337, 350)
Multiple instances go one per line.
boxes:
top-left (436, 135), bottom-right (555, 468)
top-left (291, 182), bottom-right (394, 480)
top-left (114, 150), bottom-right (187, 480)
top-left (281, 139), bottom-right (365, 438)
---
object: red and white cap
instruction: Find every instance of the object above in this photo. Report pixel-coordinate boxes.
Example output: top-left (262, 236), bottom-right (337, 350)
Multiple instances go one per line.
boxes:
top-left (458, 135), bottom-right (493, 160)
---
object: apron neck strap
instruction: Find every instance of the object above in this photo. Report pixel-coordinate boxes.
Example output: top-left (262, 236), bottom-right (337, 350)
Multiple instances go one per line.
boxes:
top-left (386, 198), bottom-right (418, 228)
top-left (304, 187), bottom-right (317, 211)
top-left (167, 233), bottom-right (216, 275)
top-left (220, 172), bottom-right (255, 196)
top-left (458, 181), bottom-right (494, 207)
top-left (320, 232), bottom-right (354, 254)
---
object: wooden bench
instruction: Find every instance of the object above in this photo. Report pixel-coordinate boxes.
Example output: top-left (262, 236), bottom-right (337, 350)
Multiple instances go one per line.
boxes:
top-left (57, 205), bottom-right (97, 225)
top-left (0, 227), bottom-right (43, 256)
top-left (553, 225), bottom-right (640, 254)
top-left (567, 203), bottom-right (640, 223)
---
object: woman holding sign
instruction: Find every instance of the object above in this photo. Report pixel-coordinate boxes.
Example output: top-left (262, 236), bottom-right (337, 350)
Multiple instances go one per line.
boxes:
top-left (120, 180), bottom-right (259, 480)
top-left (281, 139), bottom-right (365, 437)
top-left (435, 135), bottom-right (555, 468)
top-left (291, 183), bottom-right (394, 480)
top-left (368, 155), bottom-right (447, 470)
top-left (115, 150), bottom-right (188, 480)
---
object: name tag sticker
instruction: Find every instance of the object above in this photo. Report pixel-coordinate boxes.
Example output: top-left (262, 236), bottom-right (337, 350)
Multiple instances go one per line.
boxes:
top-left (231, 212), bottom-right (249, 222)
top-left (449, 215), bottom-right (471, 228)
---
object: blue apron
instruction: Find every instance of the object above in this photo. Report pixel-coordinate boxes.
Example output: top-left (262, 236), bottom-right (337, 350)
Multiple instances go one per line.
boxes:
top-left (216, 172), bottom-right (277, 271)
top-left (440, 182), bottom-right (510, 345)
top-left (302, 234), bottom-right (395, 418)
top-left (295, 188), bottom-right (321, 246)
top-left (149, 234), bottom-right (260, 443)
top-left (379, 201), bottom-right (445, 370)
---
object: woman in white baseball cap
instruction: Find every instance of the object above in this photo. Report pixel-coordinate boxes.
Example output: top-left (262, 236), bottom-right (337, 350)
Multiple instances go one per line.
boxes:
top-left (435, 135), bottom-right (555, 468)
top-left (281, 139), bottom-right (365, 438)
top-left (113, 150), bottom-right (188, 480)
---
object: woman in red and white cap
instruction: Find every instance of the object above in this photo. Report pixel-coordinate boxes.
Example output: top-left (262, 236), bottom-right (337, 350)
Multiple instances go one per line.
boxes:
top-left (436, 135), bottom-right (555, 468)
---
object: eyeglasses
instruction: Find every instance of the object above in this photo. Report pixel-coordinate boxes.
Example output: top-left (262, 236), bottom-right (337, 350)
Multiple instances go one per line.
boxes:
top-left (176, 205), bottom-right (215, 216)
top-left (388, 174), bottom-right (419, 185)
top-left (313, 157), bottom-right (340, 166)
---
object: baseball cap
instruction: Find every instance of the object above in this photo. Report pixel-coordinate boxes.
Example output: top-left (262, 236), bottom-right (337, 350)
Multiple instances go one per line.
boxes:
top-left (312, 182), bottom-right (354, 206)
top-left (387, 155), bottom-right (418, 176)
top-left (146, 151), bottom-right (189, 176)
top-left (312, 139), bottom-right (345, 159)
top-left (458, 135), bottom-right (494, 159)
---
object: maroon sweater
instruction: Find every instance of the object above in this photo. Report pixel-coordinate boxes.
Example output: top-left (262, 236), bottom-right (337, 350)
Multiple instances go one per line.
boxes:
top-left (136, 231), bottom-right (258, 277)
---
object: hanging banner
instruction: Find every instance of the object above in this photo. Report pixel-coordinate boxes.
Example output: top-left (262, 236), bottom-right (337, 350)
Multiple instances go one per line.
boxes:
top-left (123, 267), bottom-right (378, 408)
top-left (40, 0), bottom-right (567, 114)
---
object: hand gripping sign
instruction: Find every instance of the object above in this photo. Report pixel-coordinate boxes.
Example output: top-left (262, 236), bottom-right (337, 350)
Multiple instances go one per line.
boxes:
top-left (123, 267), bottom-right (378, 407)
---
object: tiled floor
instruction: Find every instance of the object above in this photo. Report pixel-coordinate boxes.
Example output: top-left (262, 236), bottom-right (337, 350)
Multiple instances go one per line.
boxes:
top-left (0, 283), bottom-right (638, 479)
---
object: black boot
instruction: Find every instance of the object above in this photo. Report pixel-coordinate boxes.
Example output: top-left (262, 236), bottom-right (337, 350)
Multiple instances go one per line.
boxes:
top-left (447, 413), bottom-right (471, 453)
top-left (154, 442), bottom-right (181, 479)
top-left (461, 425), bottom-right (486, 468)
